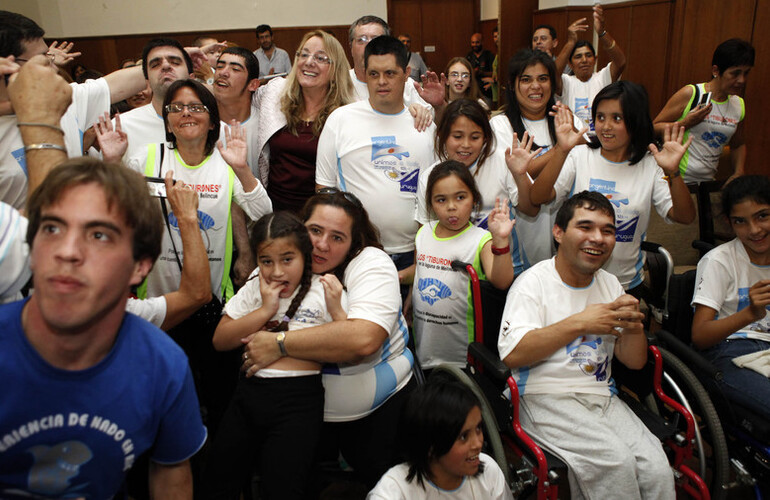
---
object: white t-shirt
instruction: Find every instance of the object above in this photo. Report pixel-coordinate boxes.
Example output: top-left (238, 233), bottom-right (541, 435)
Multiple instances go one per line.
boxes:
top-left (225, 272), bottom-right (345, 376)
top-left (0, 78), bottom-right (110, 209)
top-left (560, 63), bottom-right (613, 132)
top-left (322, 246), bottom-right (413, 421)
top-left (367, 453), bottom-right (512, 500)
top-left (118, 103), bottom-right (166, 163)
top-left (553, 146), bottom-right (673, 289)
top-left (692, 238), bottom-right (770, 342)
top-left (316, 100), bottom-right (435, 254)
top-left (415, 150), bottom-right (520, 229)
top-left (413, 223), bottom-right (491, 368)
top-left (127, 144), bottom-right (272, 300)
top-left (218, 102), bottom-right (261, 178)
top-left (498, 258), bottom-right (625, 396)
top-left (0, 202), bottom-right (30, 304)
top-left (126, 297), bottom-right (167, 328)
top-left (489, 114), bottom-right (560, 274)
top-left (349, 68), bottom-right (431, 111)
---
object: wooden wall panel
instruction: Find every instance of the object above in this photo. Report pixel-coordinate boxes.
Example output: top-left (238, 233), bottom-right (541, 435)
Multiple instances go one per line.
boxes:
top-left (53, 26), bottom-right (351, 75)
top-left (498, 0), bottom-right (538, 106)
top-left (744, 0), bottom-right (769, 176)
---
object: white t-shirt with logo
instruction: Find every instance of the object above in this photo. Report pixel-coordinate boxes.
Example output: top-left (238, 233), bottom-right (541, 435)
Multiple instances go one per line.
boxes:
top-left (692, 238), bottom-right (770, 342)
top-left (498, 258), bottom-right (625, 396)
top-left (553, 145), bottom-right (673, 289)
top-left (560, 63), bottom-right (613, 133)
top-left (316, 100), bottom-right (435, 253)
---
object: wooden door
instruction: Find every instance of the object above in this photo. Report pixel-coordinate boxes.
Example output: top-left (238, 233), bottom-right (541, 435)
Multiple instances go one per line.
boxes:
top-left (388, 0), bottom-right (479, 74)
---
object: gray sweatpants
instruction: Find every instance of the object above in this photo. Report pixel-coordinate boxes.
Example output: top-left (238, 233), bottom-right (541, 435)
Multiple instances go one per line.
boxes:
top-left (519, 392), bottom-right (675, 500)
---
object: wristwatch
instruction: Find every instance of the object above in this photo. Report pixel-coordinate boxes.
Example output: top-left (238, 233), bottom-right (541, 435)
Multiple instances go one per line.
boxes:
top-left (276, 332), bottom-right (288, 357)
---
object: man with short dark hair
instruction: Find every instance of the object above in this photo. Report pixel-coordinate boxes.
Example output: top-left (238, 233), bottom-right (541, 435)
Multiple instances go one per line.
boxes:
top-left (316, 35), bottom-right (435, 270)
top-left (253, 24), bottom-right (291, 82)
top-left (466, 32), bottom-right (494, 102)
top-left (498, 190), bottom-right (674, 499)
top-left (397, 33), bottom-right (427, 82)
top-left (0, 158), bottom-right (207, 499)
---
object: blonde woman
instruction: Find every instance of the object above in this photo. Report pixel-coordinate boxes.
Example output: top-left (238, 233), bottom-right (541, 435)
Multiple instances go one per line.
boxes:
top-left (255, 30), bottom-right (355, 213)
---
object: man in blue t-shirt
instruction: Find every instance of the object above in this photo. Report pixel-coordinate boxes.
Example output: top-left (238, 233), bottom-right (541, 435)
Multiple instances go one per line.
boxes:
top-left (0, 158), bottom-right (206, 499)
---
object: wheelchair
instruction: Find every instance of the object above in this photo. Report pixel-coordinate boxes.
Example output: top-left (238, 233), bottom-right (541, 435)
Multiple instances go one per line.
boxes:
top-left (439, 259), bottom-right (714, 499)
top-left (646, 241), bottom-right (770, 499)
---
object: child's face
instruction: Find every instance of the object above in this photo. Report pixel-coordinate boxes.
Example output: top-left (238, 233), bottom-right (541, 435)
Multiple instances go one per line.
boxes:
top-left (594, 98), bottom-right (630, 161)
top-left (429, 406), bottom-right (484, 490)
top-left (445, 116), bottom-right (485, 167)
top-left (257, 236), bottom-right (305, 298)
top-left (447, 62), bottom-right (471, 98)
top-left (430, 174), bottom-right (475, 237)
top-left (729, 199), bottom-right (770, 262)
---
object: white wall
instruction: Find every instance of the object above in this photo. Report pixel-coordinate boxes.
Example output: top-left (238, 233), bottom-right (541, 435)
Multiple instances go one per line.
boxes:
top-left (481, 0), bottom-right (499, 21)
top-left (19, 0), bottom-right (387, 38)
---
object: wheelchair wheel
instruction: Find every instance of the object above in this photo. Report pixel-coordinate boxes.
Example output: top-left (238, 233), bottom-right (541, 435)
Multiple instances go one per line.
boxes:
top-left (431, 364), bottom-right (510, 484)
top-left (651, 347), bottom-right (731, 500)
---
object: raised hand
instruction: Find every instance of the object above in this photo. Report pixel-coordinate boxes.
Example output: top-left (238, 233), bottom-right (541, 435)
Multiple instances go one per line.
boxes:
top-left (320, 274), bottom-right (346, 321)
top-left (94, 112), bottom-right (128, 162)
top-left (568, 17), bottom-right (590, 42)
top-left (217, 120), bottom-right (248, 170)
top-left (505, 131), bottom-right (543, 176)
top-left (648, 123), bottom-right (692, 175)
top-left (554, 103), bottom-right (588, 152)
top-left (593, 5), bottom-right (605, 34)
top-left (682, 101), bottom-right (712, 129)
top-left (415, 71), bottom-right (447, 108)
top-left (487, 197), bottom-right (515, 240)
top-left (164, 170), bottom-right (199, 221)
top-left (48, 41), bottom-right (82, 67)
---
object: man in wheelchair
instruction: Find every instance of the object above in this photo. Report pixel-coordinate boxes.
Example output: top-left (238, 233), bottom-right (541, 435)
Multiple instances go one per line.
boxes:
top-left (497, 191), bottom-right (675, 499)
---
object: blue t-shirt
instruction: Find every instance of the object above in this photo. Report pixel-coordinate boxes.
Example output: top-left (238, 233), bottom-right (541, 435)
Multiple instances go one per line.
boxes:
top-left (0, 299), bottom-right (207, 499)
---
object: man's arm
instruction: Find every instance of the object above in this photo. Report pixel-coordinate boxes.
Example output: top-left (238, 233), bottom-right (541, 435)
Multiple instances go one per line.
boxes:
top-left (159, 172), bottom-right (212, 330)
top-left (8, 55), bottom-right (72, 195)
top-left (103, 65), bottom-right (147, 104)
top-left (242, 319), bottom-right (388, 376)
top-left (149, 460), bottom-right (192, 500)
top-left (503, 295), bottom-right (644, 368)
top-left (554, 17), bottom-right (588, 94)
top-left (230, 203), bottom-right (256, 289)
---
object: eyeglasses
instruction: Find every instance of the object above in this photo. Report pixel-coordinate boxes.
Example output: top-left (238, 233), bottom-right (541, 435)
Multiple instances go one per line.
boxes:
top-left (165, 103), bottom-right (209, 114)
top-left (449, 72), bottom-right (471, 80)
top-left (16, 52), bottom-right (56, 65)
top-left (354, 35), bottom-right (380, 45)
top-left (315, 187), bottom-right (363, 208)
top-left (296, 51), bottom-right (331, 65)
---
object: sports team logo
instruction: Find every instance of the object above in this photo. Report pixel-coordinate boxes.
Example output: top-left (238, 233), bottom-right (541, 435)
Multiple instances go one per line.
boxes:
top-left (371, 136), bottom-right (410, 161)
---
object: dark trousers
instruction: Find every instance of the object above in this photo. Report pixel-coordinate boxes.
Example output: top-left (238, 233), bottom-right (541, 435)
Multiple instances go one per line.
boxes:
top-left (205, 374), bottom-right (325, 500)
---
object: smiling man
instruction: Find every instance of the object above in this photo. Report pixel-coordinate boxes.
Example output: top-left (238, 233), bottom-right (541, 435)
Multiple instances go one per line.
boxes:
top-left (316, 36), bottom-right (434, 271)
top-left (0, 158), bottom-right (206, 499)
top-left (498, 190), bottom-right (674, 499)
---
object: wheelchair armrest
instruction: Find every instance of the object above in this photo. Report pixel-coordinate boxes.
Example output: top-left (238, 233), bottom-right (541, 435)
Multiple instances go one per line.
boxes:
top-left (468, 342), bottom-right (510, 385)
top-left (641, 241), bottom-right (662, 252)
top-left (654, 329), bottom-right (723, 381)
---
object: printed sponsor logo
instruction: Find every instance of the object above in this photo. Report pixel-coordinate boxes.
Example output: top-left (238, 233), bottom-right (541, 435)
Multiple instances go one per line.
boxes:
top-left (371, 136), bottom-right (410, 161)
top-left (615, 216), bottom-right (639, 242)
top-left (701, 130), bottom-right (728, 149)
top-left (417, 277), bottom-right (452, 305)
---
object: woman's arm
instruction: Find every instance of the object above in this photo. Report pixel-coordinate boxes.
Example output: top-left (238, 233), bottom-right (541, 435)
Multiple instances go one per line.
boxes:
top-left (480, 198), bottom-right (515, 290)
top-left (650, 124), bottom-right (696, 224)
top-left (593, 5), bottom-right (626, 81)
top-left (504, 131), bottom-right (542, 217)
top-left (726, 121), bottom-right (747, 183)
top-left (692, 280), bottom-right (770, 349)
top-left (653, 85), bottom-right (711, 137)
top-left (530, 105), bottom-right (584, 205)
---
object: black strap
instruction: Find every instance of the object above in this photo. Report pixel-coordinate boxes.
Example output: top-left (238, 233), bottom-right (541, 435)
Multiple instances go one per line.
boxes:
top-left (157, 144), bottom-right (184, 272)
top-left (686, 84), bottom-right (701, 115)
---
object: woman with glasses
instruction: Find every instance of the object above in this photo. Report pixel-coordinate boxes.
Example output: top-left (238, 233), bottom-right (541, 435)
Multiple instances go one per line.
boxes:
top-left (254, 30), bottom-right (355, 213)
top-left (444, 57), bottom-right (488, 110)
top-left (97, 79), bottom-right (272, 434)
top-left (240, 188), bottom-right (416, 492)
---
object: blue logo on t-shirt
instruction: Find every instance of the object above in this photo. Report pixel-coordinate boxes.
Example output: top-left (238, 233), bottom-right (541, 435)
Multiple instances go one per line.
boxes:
top-left (701, 131), bottom-right (728, 149)
top-left (399, 169), bottom-right (419, 193)
top-left (738, 287), bottom-right (750, 311)
top-left (615, 216), bottom-right (639, 242)
top-left (574, 98), bottom-right (592, 129)
top-left (371, 136), bottom-right (410, 161)
top-left (417, 277), bottom-right (452, 305)
top-left (566, 336), bottom-right (609, 381)
top-left (26, 441), bottom-right (92, 496)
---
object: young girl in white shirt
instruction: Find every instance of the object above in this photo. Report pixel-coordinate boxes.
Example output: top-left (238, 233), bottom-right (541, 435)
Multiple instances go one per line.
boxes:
top-left (205, 211), bottom-right (344, 499)
top-left (368, 373), bottom-right (513, 499)
top-left (409, 161), bottom-right (514, 369)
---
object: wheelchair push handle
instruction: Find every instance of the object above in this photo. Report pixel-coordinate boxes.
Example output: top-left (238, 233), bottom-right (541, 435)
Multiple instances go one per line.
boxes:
top-left (451, 260), bottom-right (485, 344)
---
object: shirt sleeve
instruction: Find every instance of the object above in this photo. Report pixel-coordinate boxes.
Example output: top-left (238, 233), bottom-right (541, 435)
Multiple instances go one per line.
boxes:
top-left (0, 202), bottom-right (30, 303)
top-left (233, 173), bottom-right (273, 221)
top-left (552, 147), bottom-right (579, 203)
top-left (344, 249), bottom-right (401, 333)
top-left (70, 78), bottom-right (111, 132)
top-left (497, 276), bottom-right (546, 361)
top-left (415, 163), bottom-right (434, 224)
top-left (692, 252), bottom-right (729, 312)
top-left (481, 454), bottom-right (515, 500)
top-left (224, 271), bottom-right (262, 320)
top-left (403, 77), bottom-right (432, 112)
top-left (150, 362), bottom-right (207, 464)
top-left (125, 297), bottom-right (167, 328)
top-left (315, 112), bottom-right (340, 187)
